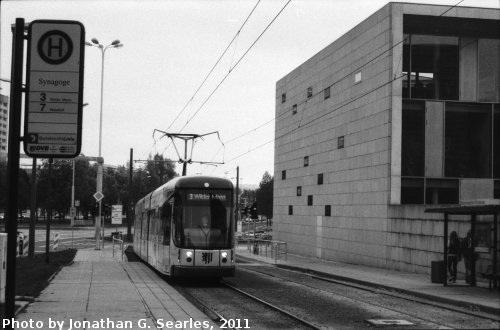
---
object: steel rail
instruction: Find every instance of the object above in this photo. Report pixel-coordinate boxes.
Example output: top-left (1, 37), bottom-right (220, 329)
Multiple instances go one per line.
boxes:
top-left (221, 280), bottom-right (322, 330)
top-left (172, 284), bottom-right (238, 330)
top-left (239, 265), bottom-right (500, 325)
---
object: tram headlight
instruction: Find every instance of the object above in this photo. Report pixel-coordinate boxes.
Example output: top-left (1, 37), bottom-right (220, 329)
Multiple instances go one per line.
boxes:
top-left (186, 251), bottom-right (193, 263)
top-left (221, 251), bottom-right (228, 263)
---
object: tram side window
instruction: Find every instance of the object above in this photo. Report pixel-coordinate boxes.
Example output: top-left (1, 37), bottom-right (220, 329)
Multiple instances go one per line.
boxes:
top-left (160, 201), bottom-right (172, 245)
top-left (148, 210), bottom-right (155, 241)
top-left (173, 194), bottom-right (184, 246)
top-left (141, 212), bottom-right (147, 240)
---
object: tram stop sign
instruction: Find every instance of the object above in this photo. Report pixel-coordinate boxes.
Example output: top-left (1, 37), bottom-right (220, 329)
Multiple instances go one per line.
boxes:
top-left (24, 20), bottom-right (85, 158)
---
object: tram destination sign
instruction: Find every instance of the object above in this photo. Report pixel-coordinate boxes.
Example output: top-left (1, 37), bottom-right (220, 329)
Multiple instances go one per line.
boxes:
top-left (24, 20), bottom-right (85, 158)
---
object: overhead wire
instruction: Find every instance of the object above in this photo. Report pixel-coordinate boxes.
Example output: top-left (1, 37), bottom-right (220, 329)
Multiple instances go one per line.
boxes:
top-left (155, 0), bottom-right (263, 158)
top-left (212, 0), bottom-right (470, 172)
top-left (165, 0), bottom-right (262, 132)
top-left (178, 0), bottom-right (293, 133)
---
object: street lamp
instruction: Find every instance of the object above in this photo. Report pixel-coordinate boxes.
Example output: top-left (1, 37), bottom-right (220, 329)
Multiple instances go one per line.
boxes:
top-left (86, 38), bottom-right (123, 250)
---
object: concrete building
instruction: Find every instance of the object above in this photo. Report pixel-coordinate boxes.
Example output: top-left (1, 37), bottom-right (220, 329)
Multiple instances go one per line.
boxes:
top-left (274, 2), bottom-right (499, 275)
top-left (0, 94), bottom-right (8, 159)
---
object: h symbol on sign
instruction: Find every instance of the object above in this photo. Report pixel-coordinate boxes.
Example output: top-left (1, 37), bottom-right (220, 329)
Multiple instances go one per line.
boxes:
top-left (48, 37), bottom-right (63, 58)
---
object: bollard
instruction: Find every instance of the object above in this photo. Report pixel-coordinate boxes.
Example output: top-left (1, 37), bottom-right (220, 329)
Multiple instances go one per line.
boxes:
top-left (17, 233), bottom-right (25, 256)
top-left (53, 233), bottom-right (60, 250)
top-left (18, 237), bottom-right (23, 256)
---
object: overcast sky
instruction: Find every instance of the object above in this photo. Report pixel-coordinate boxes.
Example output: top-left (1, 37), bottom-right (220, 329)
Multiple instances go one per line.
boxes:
top-left (1, 0), bottom-right (498, 185)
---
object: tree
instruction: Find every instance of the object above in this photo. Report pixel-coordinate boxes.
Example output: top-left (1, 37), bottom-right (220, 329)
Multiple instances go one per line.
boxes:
top-left (131, 154), bottom-right (177, 204)
top-left (256, 171), bottom-right (273, 220)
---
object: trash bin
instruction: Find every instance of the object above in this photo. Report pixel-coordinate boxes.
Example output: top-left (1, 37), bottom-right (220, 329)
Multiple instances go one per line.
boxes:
top-left (431, 260), bottom-right (445, 283)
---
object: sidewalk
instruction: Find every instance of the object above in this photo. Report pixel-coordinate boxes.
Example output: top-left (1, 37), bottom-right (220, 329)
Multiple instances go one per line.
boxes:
top-left (236, 245), bottom-right (500, 318)
top-left (14, 248), bottom-right (219, 330)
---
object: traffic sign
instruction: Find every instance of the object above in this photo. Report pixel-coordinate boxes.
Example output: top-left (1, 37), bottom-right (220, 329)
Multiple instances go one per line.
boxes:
top-left (24, 20), bottom-right (85, 158)
top-left (93, 191), bottom-right (104, 202)
top-left (111, 205), bottom-right (123, 225)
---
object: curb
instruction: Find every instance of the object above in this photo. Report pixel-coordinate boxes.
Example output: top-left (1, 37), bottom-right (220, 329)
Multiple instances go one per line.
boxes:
top-left (236, 253), bottom-right (500, 320)
top-left (277, 263), bottom-right (500, 318)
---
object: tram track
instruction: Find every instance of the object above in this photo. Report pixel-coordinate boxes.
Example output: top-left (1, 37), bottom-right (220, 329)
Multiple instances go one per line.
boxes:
top-left (231, 264), bottom-right (500, 329)
top-left (243, 264), bottom-right (500, 321)
top-left (171, 279), bottom-right (319, 329)
top-left (220, 281), bottom-right (322, 329)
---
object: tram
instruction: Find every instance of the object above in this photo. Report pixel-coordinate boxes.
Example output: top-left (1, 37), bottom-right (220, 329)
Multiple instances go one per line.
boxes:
top-left (133, 175), bottom-right (235, 277)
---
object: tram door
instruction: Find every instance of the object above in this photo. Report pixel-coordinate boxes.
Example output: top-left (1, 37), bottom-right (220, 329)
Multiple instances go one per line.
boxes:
top-left (159, 201), bottom-right (172, 273)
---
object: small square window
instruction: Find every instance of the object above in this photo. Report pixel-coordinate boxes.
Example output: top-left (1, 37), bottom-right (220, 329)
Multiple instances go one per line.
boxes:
top-left (338, 136), bottom-right (344, 149)
top-left (292, 104), bottom-right (297, 115)
top-left (325, 205), bottom-right (331, 216)
top-left (288, 205), bottom-right (293, 215)
top-left (318, 173), bottom-right (323, 185)
top-left (324, 86), bottom-right (330, 100)
top-left (307, 195), bottom-right (313, 206)
top-left (307, 87), bottom-right (313, 99)
top-left (354, 71), bottom-right (362, 84)
top-left (282, 170), bottom-right (286, 180)
top-left (297, 186), bottom-right (302, 196)
top-left (304, 156), bottom-right (309, 167)
top-left (282, 93), bottom-right (286, 103)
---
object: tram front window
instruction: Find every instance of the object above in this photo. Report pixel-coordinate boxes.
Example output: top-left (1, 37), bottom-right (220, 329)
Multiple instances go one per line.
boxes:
top-left (174, 190), bottom-right (233, 249)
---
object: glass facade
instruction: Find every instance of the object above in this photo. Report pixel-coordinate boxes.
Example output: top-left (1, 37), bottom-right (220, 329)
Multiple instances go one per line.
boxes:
top-left (401, 16), bottom-right (499, 204)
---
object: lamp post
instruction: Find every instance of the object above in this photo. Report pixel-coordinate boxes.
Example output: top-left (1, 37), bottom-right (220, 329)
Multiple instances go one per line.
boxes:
top-left (86, 38), bottom-right (123, 250)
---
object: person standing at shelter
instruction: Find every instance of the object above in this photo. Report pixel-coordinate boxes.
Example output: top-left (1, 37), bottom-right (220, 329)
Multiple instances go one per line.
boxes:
top-left (461, 229), bottom-right (475, 284)
top-left (447, 231), bottom-right (460, 283)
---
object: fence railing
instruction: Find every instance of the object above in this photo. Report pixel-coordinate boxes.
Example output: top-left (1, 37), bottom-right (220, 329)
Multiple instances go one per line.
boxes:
top-left (112, 235), bottom-right (124, 261)
top-left (241, 239), bottom-right (287, 263)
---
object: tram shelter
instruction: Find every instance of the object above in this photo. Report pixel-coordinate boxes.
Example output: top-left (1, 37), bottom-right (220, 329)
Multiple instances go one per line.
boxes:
top-left (425, 201), bottom-right (500, 288)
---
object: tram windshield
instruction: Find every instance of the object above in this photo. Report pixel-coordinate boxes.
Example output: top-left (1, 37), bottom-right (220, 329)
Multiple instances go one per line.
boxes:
top-left (173, 189), bottom-right (233, 249)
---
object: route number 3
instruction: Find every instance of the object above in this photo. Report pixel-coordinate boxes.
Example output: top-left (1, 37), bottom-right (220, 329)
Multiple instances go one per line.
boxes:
top-left (40, 93), bottom-right (46, 111)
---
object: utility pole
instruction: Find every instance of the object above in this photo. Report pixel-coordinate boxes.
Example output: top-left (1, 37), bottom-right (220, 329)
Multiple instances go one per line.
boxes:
top-left (45, 158), bottom-right (53, 263)
top-left (127, 148), bottom-right (133, 241)
top-left (28, 157), bottom-right (37, 257)
top-left (236, 166), bottom-right (240, 223)
top-left (4, 18), bottom-right (25, 324)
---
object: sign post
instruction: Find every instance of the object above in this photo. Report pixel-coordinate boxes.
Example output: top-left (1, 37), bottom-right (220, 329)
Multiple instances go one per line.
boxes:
top-left (24, 20), bottom-right (85, 158)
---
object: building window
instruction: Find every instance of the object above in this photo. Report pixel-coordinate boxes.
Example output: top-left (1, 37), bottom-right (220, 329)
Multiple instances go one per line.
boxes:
top-left (402, 178), bottom-right (459, 205)
top-left (425, 179), bottom-right (459, 205)
top-left (354, 71), bottom-right (362, 84)
top-left (402, 100), bottom-right (425, 176)
top-left (495, 180), bottom-right (500, 199)
top-left (304, 156), bottom-right (309, 167)
top-left (403, 34), bottom-right (459, 100)
top-left (281, 170), bottom-right (286, 180)
top-left (337, 136), bottom-right (344, 149)
top-left (317, 173), bottom-right (323, 185)
top-left (494, 105), bottom-right (500, 178)
top-left (292, 104), bottom-right (297, 115)
top-left (307, 87), bottom-right (313, 99)
top-left (288, 205), bottom-right (293, 215)
top-left (282, 93), bottom-right (286, 103)
top-left (445, 102), bottom-right (491, 178)
top-left (401, 178), bottom-right (425, 204)
top-left (325, 205), bottom-right (331, 216)
top-left (297, 186), bottom-right (302, 196)
top-left (324, 86), bottom-right (330, 100)
top-left (307, 195), bottom-right (313, 206)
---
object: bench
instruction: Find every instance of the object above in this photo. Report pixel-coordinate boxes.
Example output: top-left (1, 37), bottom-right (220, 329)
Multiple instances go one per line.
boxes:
top-left (481, 265), bottom-right (500, 291)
